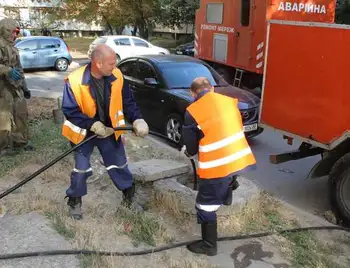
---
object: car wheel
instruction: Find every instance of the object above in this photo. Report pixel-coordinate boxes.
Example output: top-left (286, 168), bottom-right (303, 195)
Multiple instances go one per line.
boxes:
top-left (55, 58), bottom-right (69, 72)
top-left (165, 113), bottom-right (183, 145)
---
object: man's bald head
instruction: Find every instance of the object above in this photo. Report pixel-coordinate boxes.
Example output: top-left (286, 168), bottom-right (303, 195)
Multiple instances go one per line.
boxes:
top-left (90, 44), bottom-right (117, 78)
top-left (189, 77), bottom-right (214, 99)
top-left (91, 44), bottom-right (115, 61)
top-left (190, 77), bottom-right (213, 93)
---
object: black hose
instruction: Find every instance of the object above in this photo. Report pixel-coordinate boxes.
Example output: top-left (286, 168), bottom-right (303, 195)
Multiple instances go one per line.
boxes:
top-left (190, 158), bottom-right (198, 190)
top-left (0, 226), bottom-right (349, 260)
top-left (0, 127), bottom-right (181, 200)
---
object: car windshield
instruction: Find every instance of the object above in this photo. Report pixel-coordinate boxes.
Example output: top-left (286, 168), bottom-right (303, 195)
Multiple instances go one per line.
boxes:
top-left (158, 62), bottom-right (228, 89)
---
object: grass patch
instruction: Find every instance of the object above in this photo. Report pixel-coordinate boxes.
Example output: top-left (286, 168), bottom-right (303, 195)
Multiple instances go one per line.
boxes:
top-left (0, 119), bottom-right (69, 177)
top-left (45, 211), bottom-right (76, 239)
top-left (117, 206), bottom-right (173, 247)
top-left (64, 37), bottom-right (94, 54)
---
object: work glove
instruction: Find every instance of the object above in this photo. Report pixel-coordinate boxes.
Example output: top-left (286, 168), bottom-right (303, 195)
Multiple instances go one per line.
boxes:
top-left (90, 121), bottom-right (114, 138)
top-left (133, 119), bottom-right (149, 137)
top-left (23, 89), bottom-right (31, 99)
top-left (8, 68), bottom-right (21, 81)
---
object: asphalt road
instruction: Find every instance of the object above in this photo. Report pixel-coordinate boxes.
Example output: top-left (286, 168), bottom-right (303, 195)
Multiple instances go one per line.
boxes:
top-left (24, 59), bottom-right (90, 98)
top-left (24, 64), bottom-right (330, 217)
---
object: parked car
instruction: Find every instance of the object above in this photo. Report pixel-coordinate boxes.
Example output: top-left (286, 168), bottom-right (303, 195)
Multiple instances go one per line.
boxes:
top-left (175, 41), bottom-right (194, 56)
top-left (87, 35), bottom-right (170, 62)
top-left (117, 54), bottom-right (263, 145)
top-left (14, 36), bottom-right (72, 71)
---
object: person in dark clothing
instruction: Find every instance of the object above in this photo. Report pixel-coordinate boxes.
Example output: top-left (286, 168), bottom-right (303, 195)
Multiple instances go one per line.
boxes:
top-left (61, 44), bottom-right (149, 220)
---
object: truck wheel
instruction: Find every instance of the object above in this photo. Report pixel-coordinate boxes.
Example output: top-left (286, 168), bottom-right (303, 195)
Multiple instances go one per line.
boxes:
top-left (329, 152), bottom-right (350, 226)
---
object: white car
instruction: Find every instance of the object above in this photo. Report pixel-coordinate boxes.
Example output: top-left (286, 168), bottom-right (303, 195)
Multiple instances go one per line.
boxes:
top-left (87, 35), bottom-right (170, 62)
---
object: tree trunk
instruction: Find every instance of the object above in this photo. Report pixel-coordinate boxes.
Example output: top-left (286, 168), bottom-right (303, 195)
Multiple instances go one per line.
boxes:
top-left (102, 14), bottom-right (113, 34)
top-left (132, 25), bottom-right (138, 36)
top-left (137, 23), bottom-right (148, 40)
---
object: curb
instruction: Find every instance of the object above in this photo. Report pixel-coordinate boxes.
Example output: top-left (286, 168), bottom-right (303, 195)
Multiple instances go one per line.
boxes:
top-left (30, 89), bottom-right (63, 99)
top-left (280, 199), bottom-right (336, 227)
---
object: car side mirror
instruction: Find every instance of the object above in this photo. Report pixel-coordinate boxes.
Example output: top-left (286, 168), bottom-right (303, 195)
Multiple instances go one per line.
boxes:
top-left (144, 78), bottom-right (158, 87)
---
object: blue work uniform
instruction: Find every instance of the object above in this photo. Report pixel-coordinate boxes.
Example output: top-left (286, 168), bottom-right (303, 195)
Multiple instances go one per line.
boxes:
top-left (62, 64), bottom-right (142, 198)
top-left (182, 90), bottom-right (255, 224)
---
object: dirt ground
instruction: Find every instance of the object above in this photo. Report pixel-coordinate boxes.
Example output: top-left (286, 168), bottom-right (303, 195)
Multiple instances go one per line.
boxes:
top-left (0, 97), bottom-right (349, 268)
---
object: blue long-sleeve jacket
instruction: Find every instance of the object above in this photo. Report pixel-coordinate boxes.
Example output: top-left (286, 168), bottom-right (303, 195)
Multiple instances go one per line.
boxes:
top-left (62, 64), bottom-right (142, 131)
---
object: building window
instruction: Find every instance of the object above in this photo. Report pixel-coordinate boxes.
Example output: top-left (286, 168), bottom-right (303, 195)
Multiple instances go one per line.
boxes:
top-left (206, 3), bottom-right (224, 24)
top-left (241, 0), bottom-right (250, 26)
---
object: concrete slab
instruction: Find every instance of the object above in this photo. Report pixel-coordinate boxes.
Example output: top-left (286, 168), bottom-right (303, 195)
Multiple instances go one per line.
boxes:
top-left (153, 176), bottom-right (260, 216)
top-left (0, 212), bottom-right (80, 268)
top-left (129, 159), bottom-right (190, 182)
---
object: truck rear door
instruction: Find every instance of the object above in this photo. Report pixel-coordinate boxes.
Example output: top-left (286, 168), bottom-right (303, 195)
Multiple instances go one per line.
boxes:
top-left (259, 20), bottom-right (350, 149)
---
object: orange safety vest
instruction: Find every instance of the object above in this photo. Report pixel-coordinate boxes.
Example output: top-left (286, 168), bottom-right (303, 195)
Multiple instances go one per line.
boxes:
top-left (62, 65), bottom-right (126, 144)
top-left (186, 91), bottom-right (256, 179)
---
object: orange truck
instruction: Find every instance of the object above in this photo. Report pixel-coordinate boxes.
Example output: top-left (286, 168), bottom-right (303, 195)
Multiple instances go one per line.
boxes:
top-left (194, 0), bottom-right (336, 95)
top-left (259, 20), bottom-right (350, 226)
top-left (194, 1), bottom-right (350, 225)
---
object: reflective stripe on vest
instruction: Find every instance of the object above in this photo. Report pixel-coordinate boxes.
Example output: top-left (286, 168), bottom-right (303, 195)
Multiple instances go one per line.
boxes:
top-left (186, 92), bottom-right (256, 179)
top-left (62, 65), bottom-right (126, 144)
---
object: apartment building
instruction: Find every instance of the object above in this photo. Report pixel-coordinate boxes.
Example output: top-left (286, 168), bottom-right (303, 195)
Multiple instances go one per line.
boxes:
top-left (0, 0), bottom-right (104, 36)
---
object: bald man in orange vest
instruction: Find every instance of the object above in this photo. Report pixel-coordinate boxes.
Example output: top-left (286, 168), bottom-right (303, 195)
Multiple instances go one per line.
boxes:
top-left (182, 77), bottom-right (256, 256)
top-left (61, 44), bottom-right (149, 219)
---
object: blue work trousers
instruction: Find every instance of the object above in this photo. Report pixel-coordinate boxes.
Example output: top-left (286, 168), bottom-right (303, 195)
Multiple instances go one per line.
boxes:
top-left (195, 176), bottom-right (233, 224)
top-left (66, 135), bottom-right (133, 198)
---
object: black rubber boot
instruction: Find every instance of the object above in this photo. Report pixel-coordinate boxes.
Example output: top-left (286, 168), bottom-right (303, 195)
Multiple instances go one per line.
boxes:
top-left (66, 196), bottom-right (83, 220)
top-left (122, 183), bottom-right (136, 209)
top-left (186, 222), bottom-right (218, 256)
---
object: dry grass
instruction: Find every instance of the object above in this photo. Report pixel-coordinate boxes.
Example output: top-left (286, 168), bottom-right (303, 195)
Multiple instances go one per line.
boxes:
top-left (217, 191), bottom-right (294, 235)
top-left (149, 188), bottom-right (349, 268)
top-left (149, 190), bottom-right (194, 234)
top-left (27, 96), bottom-right (59, 121)
top-left (64, 37), bottom-right (94, 54)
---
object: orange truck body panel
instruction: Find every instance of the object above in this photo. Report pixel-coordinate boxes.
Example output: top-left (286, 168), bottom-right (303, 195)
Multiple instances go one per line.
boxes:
top-left (194, 0), bottom-right (336, 74)
top-left (259, 20), bottom-right (350, 149)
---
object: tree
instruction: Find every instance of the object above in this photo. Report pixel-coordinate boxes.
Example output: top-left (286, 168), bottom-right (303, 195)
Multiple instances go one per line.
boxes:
top-left (336, 0), bottom-right (350, 24)
top-left (157, 0), bottom-right (199, 29)
top-left (51, 0), bottom-right (162, 39)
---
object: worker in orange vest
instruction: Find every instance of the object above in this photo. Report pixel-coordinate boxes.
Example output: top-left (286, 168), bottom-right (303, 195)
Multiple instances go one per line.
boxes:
top-left (181, 77), bottom-right (256, 256)
top-left (61, 44), bottom-right (149, 220)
